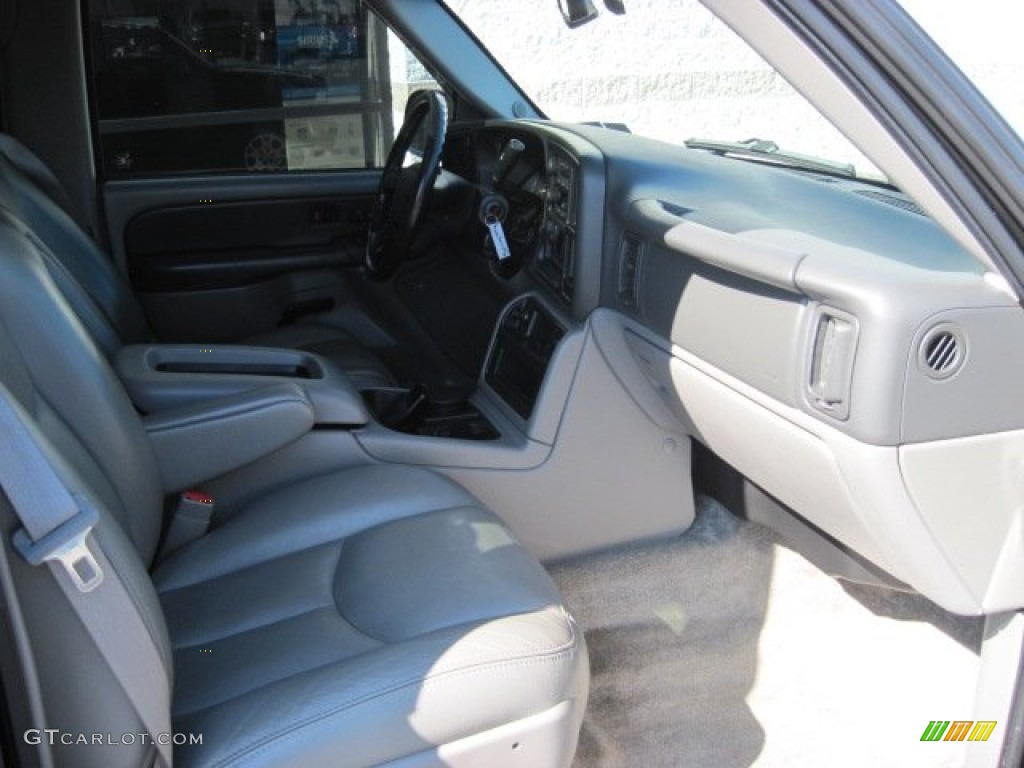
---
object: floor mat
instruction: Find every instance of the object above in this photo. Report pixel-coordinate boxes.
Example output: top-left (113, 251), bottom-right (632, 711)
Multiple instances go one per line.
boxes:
top-left (550, 497), bottom-right (982, 768)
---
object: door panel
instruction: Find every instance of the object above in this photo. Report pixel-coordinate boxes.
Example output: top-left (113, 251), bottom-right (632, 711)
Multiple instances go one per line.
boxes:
top-left (85, 0), bottom-right (442, 344)
top-left (103, 172), bottom-right (379, 341)
top-left (125, 195), bottom-right (374, 291)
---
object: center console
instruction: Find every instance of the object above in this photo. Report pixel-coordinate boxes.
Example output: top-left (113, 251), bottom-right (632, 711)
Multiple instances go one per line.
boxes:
top-left (533, 145), bottom-right (578, 304)
top-left (355, 292), bottom-right (577, 470)
top-left (484, 295), bottom-right (566, 420)
top-left (359, 294), bottom-right (567, 444)
top-left (117, 344), bottom-right (368, 425)
top-left (361, 387), bottom-right (499, 440)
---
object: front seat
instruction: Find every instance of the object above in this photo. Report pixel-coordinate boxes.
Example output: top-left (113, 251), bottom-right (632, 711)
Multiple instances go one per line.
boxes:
top-left (0, 134), bottom-right (396, 389)
top-left (0, 202), bottom-right (588, 765)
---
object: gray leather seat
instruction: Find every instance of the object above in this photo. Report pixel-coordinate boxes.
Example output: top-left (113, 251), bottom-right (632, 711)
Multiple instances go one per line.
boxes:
top-left (0, 134), bottom-right (395, 389)
top-left (0, 207), bottom-right (587, 764)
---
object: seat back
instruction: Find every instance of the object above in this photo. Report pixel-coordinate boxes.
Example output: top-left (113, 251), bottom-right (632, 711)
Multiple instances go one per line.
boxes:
top-left (0, 217), bottom-right (170, 767)
top-left (0, 135), bottom-right (152, 357)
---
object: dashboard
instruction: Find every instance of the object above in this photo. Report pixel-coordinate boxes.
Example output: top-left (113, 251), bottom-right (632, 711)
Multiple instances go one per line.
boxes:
top-left (441, 121), bottom-right (605, 317)
top-left (437, 118), bottom-right (1024, 615)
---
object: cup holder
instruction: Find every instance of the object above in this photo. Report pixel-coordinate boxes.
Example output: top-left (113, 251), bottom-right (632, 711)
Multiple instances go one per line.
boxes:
top-left (362, 387), bottom-right (499, 441)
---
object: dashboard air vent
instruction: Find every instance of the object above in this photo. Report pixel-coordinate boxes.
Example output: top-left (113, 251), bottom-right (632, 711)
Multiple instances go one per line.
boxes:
top-left (918, 325), bottom-right (965, 379)
top-left (618, 235), bottom-right (643, 310)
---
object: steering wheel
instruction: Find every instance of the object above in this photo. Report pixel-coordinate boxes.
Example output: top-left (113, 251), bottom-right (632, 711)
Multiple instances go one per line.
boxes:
top-left (365, 90), bottom-right (448, 279)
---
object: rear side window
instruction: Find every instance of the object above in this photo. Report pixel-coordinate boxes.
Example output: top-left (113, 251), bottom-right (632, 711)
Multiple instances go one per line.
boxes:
top-left (84, 0), bottom-right (438, 176)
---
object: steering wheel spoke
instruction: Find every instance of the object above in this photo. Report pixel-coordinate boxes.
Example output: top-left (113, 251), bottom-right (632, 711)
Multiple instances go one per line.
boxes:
top-left (365, 90), bottom-right (448, 279)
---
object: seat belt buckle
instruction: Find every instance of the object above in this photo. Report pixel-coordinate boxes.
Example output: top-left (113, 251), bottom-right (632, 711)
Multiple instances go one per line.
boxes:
top-left (12, 499), bottom-right (103, 593)
top-left (157, 490), bottom-right (214, 562)
top-left (180, 489), bottom-right (215, 510)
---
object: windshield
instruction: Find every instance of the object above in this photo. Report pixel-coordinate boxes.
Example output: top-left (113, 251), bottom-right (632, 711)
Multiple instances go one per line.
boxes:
top-left (448, 0), bottom-right (1022, 185)
top-left (447, 0), bottom-right (884, 179)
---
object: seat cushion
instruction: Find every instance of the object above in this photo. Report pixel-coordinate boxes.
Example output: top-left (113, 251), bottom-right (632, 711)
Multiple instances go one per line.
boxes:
top-left (154, 465), bottom-right (587, 768)
top-left (244, 323), bottom-right (395, 390)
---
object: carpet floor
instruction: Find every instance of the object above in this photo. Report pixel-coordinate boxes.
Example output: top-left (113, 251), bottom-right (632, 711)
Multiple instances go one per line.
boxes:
top-left (549, 496), bottom-right (983, 768)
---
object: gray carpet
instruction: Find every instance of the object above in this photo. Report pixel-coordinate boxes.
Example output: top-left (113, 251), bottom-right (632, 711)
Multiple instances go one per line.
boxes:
top-left (550, 496), bottom-right (983, 768)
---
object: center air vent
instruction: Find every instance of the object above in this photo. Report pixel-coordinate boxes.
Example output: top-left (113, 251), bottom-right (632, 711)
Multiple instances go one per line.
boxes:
top-left (918, 325), bottom-right (965, 379)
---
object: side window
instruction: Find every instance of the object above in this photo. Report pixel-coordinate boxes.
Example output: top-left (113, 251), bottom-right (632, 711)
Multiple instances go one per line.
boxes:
top-left (84, 0), bottom-right (438, 177)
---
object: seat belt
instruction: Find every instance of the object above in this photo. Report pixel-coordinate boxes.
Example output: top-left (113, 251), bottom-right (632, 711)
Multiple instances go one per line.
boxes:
top-left (0, 387), bottom-right (172, 768)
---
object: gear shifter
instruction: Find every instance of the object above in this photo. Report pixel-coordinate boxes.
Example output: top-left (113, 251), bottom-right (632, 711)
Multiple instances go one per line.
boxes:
top-left (367, 384), bottom-right (429, 432)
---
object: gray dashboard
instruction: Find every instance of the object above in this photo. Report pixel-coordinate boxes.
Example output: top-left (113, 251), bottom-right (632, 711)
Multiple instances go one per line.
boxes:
top-left (446, 118), bottom-right (1019, 447)
top-left (441, 118), bottom-right (1024, 613)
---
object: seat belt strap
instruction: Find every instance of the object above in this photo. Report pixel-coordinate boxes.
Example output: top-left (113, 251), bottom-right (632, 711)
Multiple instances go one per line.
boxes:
top-left (0, 387), bottom-right (172, 767)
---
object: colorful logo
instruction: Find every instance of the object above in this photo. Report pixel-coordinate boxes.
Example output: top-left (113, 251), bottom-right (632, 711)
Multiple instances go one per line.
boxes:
top-left (921, 721), bottom-right (997, 742)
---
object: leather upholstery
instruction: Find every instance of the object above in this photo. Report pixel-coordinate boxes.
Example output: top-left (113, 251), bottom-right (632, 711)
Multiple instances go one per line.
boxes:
top-left (0, 135), bottom-right (396, 389)
top-left (0, 224), bottom-right (171, 768)
top-left (244, 322), bottom-right (397, 390)
top-left (157, 466), bottom-right (586, 767)
top-left (143, 383), bottom-right (315, 491)
top-left (0, 192), bottom-right (587, 766)
top-left (0, 135), bottom-right (77, 217)
top-left (0, 225), bottom-right (165, 559)
top-left (116, 344), bottom-right (371, 426)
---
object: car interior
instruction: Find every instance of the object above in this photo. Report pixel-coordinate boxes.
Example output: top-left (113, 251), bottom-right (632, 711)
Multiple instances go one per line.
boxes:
top-left (0, 0), bottom-right (1021, 767)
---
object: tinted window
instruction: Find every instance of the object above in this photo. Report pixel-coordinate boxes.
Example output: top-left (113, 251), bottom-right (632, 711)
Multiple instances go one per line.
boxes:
top-left (85, 0), bottom-right (436, 176)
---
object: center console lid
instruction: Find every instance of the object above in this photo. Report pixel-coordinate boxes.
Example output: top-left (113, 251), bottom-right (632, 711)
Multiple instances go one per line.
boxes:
top-left (117, 344), bottom-right (369, 426)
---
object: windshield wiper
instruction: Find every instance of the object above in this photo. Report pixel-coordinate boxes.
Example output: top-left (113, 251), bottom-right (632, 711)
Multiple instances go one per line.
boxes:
top-left (685, 137), bottom-right (857, 179)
